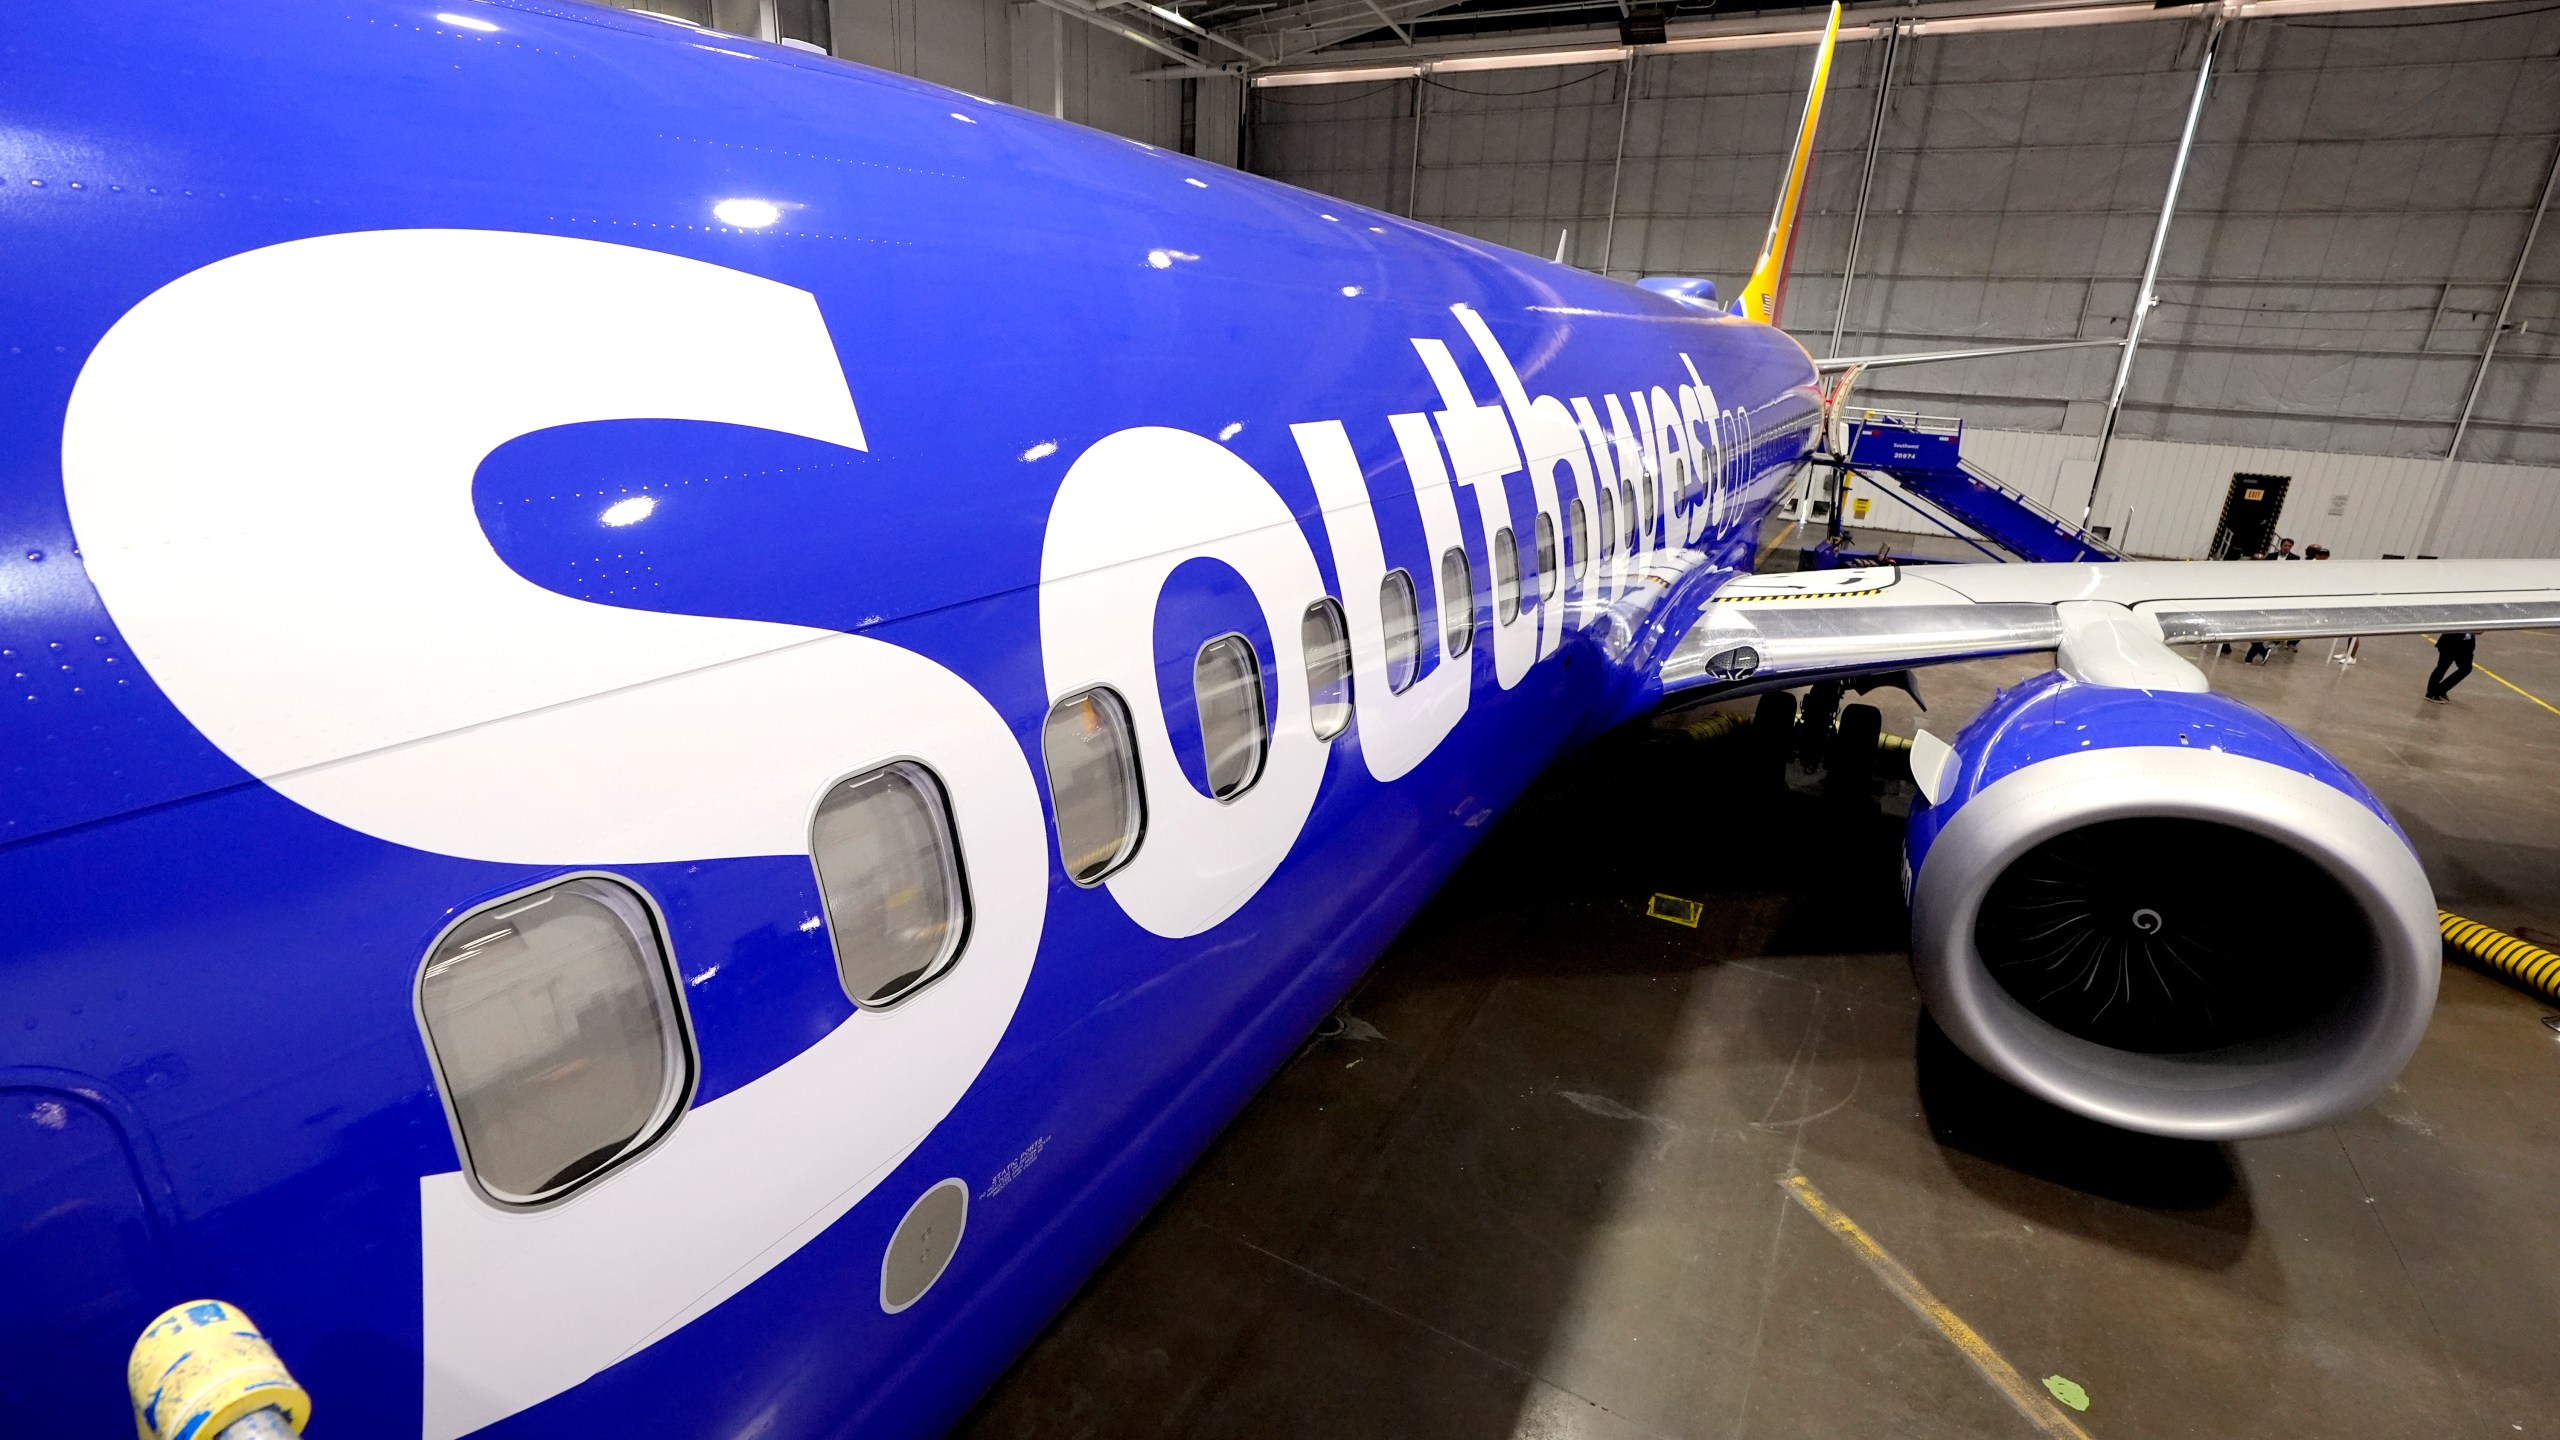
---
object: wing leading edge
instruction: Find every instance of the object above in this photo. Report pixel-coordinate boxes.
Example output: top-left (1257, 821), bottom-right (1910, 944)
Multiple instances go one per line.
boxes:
top-left (1665, 560), bottom-right (2560, 698)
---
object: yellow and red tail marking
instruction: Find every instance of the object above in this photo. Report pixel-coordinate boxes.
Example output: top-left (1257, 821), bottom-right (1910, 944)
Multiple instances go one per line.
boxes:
top-left (1733, 1), bottom-right (1842, 327)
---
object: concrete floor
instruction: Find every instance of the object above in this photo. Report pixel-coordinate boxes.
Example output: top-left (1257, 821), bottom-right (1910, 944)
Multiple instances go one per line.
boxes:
top-left (960, 627), bottom-right (2560, 1440)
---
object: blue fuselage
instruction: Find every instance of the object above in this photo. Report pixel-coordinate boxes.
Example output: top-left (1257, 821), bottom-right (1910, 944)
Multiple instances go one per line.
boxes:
top-left (0, 4), bottom-right (1820, 1434)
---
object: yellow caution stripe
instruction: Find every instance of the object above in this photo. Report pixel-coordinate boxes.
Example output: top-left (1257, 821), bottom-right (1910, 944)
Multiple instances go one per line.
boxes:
top-left (1709, 587), bottom-right (1888, 604)
top-left (2439, 911), bottom-right (2560, 1005)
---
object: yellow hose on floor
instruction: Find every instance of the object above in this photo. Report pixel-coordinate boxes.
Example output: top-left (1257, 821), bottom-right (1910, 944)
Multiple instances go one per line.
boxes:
top-left (2440, 911), bottom-right (2560, 1006)
top-left (1667, 708), bottom-right (1913, 753)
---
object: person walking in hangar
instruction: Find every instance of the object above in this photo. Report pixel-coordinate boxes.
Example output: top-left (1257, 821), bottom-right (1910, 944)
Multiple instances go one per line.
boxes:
top-left (2426, 631), bottom-right (2477, 704)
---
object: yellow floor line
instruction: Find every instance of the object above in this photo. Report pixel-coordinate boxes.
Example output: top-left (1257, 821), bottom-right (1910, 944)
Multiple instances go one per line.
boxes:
top-left (1781, 1173), bottom-right (2095, 1440)
top-left (2476, 663), bottom-right (2560, 718)
top-left (1757, 519), bottom-right (1802, 568)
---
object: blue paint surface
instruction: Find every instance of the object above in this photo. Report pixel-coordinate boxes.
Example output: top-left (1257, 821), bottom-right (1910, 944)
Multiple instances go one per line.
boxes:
top-left (1906, 669), bottom-right (2401, 879)
top-left (0, 2), bottom-right (1839, 1435)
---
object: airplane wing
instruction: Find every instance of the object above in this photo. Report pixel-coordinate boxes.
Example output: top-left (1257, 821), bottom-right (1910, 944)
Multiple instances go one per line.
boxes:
top-left (1663, 559), bottom-right (2560, 698)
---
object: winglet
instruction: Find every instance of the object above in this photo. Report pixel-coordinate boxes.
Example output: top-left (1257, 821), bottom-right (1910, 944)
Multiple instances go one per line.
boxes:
top-left (1733, 0), bottom-right (1842, 327)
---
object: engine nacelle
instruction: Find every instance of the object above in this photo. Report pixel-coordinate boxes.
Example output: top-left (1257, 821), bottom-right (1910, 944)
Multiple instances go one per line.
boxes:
top-left (1906, 672), bottom-right (2439, 1139)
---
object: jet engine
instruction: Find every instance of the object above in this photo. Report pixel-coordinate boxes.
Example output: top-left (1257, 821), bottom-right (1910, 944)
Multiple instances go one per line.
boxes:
top-left (1904, 672), bottom-right (2439, 1139)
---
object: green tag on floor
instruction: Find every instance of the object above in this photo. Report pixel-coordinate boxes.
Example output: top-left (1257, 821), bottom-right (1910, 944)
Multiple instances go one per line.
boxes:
top-left (2042, 1374), bottom-right (2090, 1412)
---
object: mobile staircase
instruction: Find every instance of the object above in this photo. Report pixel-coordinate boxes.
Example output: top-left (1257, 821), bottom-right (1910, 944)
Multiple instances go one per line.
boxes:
top-left (1823, 410), bottom-right (2119, 565)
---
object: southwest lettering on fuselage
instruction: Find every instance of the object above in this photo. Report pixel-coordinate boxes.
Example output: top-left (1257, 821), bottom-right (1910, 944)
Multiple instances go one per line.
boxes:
top-left (58, 228), bottom-right (1810, 1439)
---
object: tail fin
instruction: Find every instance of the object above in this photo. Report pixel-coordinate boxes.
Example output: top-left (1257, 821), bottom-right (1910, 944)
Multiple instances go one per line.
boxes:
top-left (1733, 1), bottom-right (1842, 327)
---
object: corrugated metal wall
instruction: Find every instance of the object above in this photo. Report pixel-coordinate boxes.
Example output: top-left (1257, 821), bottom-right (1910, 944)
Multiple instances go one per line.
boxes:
top-left (821, 0), bottom-right (1182, 147)
top-left (593, 0), bottom-right (1185, 149)
top-left (1985, 427), bottom-right (2560, 558)
top-left (1247, 3), bottom-right (2560, 549)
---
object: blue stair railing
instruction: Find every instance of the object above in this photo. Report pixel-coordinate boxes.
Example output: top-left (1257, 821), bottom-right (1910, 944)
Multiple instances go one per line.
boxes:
top-left (1843, 411), bottom-right (2119, 564)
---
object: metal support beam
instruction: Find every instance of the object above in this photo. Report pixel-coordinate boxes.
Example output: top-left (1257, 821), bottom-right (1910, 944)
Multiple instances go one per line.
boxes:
top-left (2415, 130), bottom-right (2560, 554)
top-left (1406, 73), bottom-right (1427, 218)
top-left (1049, 6), bottom-right (1070, 118)
top-left (1599, 55), bottom-right (1636, 274)
top-left (709, 0), bottom-right (776, 42)
top-left (1052, 6), bottom-right (1069, 119)
top-left (1829, 20), bottom-right (1901, 357)
top-left (2082, 17), bottom-right (2222, 524)
top-left (1112, 1), bottom-right (1271, 65)
top-left (1032, 0), bottom-right (1224, 78)
top-left (1360, 0), bottom-right (1414, 45)
top-left (1253, 0), bottom-right (2489, 87)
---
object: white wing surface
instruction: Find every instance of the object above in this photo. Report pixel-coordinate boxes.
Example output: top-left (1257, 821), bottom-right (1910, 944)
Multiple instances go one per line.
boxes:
top-left (1666, 559), bottom-right (2560, 696)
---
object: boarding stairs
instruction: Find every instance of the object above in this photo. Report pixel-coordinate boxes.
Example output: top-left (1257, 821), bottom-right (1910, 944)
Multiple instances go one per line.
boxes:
top-left (1836, 411), bottom-right (2119, 564)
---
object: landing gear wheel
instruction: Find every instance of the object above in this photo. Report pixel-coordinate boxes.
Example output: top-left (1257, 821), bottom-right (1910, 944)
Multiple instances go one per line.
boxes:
top-left (1796, 680), bottom-right (1844, 770)
top-left (1750, 690), bottom-right (1797, 791)
top-left (1826, 703), bottom-right (1882, 802)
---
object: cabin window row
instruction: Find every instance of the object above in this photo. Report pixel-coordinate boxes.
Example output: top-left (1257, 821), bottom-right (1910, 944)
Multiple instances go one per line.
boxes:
top-left (419, 489), bottom-right (1669, 1209)
top-left (1044, 595), bottom-right (1359, 885)
top-left (419, 755), bottom-right (978, 1208)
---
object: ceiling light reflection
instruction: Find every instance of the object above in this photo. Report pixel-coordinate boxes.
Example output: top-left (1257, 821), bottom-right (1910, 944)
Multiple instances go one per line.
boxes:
top-left (713, 198), bottom-right (782, 228)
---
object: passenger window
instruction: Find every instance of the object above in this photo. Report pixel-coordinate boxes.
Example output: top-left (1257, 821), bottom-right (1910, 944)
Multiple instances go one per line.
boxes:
top-left (1534, 512), bottom-right (1559, 599)
top-left (1440, 548), bottom-right (1473, 658)
top-left (1380, 569), bottom-right (1422, 693)
top-left (1635, 457), bottom-right (1656, 536)
top-left (1042, 688), bottom-right (1144, 885)
top-left (418, 875), bottom-right (693, 1208)
top-left (811, 762), bottom-right (969, 1009)
top-left (1302, 599), bottom-right (1352, 740)
top-left (1620, 479), bottom-right (1639, 547)
top-left (1669, 454), bottom-right (1690, 517)
top-left (1493, 528), bottom-right (1521, 624)
top-left (1194, 634), bottom-right (1267, 801)
top-left (1596, 488), bottom-right (1615, 559)
top-left (1567, 500), bottom-right (1589, 577)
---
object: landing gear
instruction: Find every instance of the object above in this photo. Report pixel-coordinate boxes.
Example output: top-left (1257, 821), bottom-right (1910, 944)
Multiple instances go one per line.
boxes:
top-left (1749, 690), bottom-right (1797, 791)
top-left (1796, 680), bottom-right (1843, 769)
top-left (1826, 703), bottom-right (1884, 802)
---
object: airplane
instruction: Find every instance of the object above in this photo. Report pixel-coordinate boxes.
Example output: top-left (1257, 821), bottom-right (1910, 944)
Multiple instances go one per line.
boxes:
top-left (9, 1), bottom-right (2560, 1436)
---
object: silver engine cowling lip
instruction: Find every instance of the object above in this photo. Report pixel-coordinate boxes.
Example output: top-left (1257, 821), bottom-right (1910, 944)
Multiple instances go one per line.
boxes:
top-left (1910, 745), bottom-right (2439, 1140)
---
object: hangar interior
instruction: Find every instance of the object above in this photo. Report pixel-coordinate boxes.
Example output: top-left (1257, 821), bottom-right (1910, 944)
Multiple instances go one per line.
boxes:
top-left (580, 1), bottom-right (2560, 1436)
top-left (31, 2), bottom-right (2560, 1438)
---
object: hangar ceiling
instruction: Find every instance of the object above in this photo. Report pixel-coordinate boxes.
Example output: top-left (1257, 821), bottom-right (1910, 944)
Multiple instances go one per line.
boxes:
top-left (1188, 2), bottom-right (1754, 61)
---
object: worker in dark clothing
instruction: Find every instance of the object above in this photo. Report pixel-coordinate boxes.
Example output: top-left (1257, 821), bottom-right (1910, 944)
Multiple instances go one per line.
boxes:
top-left (2427, 632), bottom-right (2477, 703)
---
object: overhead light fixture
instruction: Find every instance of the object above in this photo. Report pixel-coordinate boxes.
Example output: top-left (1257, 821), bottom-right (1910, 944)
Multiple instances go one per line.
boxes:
top-left (1904, 3), bottom-right (2158, 35)
top-left (1256, 63), bottom-right (1423, 88)
top-left (1433, 46), bottom-right (1629, 73)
